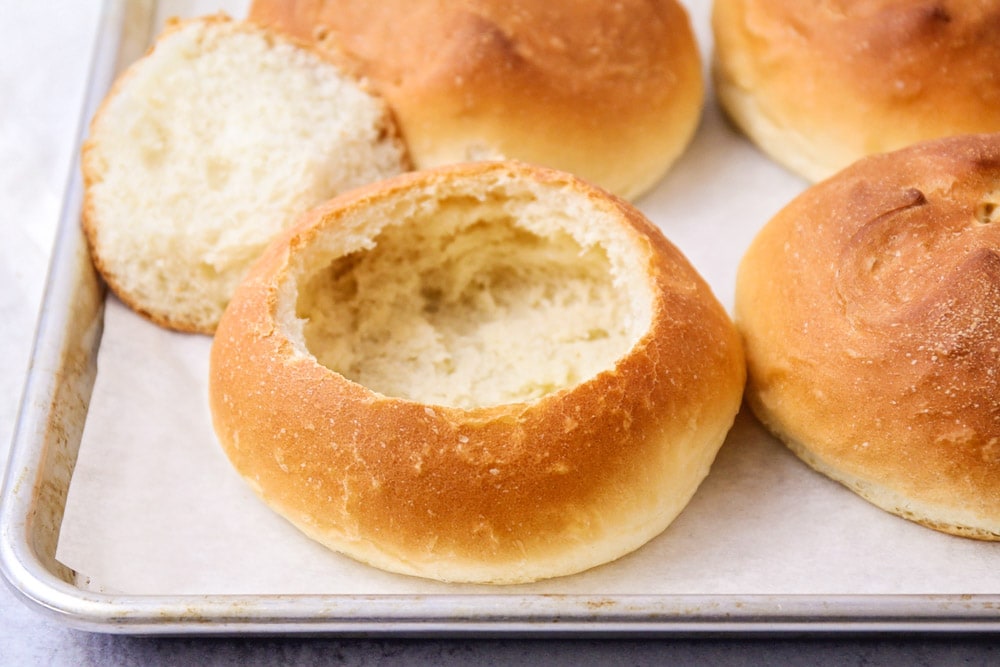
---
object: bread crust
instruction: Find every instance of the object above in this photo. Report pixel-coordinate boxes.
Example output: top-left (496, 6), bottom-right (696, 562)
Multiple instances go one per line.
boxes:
top-left (209, 161), bottom-right (745, 583)
top-left (713, 0), bottom-right (1000, 181)
top-left (736, 133), bottom-right (1000, 540)
top-left (248, 0), bottom-right (704, 200)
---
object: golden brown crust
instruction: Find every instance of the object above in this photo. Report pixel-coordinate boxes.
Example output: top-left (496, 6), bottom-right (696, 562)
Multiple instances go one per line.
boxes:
top-left (712, 0), bottom-right (1000, 181)
top-left (736, 133), bottom-right (1000, 540)
top-left (248, 0), bottom-right (704, 200)
top-left (210, 161), bottom-right (745, 583)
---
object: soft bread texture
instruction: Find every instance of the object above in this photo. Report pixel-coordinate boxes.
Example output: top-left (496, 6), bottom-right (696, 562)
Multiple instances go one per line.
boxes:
top-left (82, 15), bottom-right (409, 333)
top-left (209, 161), bottom-right (745, 584)
top-left (735, 133), bottom-right (1000, 540)
top-left (712, 0), bottom-right (1000, 182)
top-left (247, 0), bottom-right (704, 201)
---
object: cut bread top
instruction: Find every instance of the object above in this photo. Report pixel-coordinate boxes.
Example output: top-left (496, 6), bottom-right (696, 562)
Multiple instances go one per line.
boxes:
top-left (82, 15), bottom-right (409, 333)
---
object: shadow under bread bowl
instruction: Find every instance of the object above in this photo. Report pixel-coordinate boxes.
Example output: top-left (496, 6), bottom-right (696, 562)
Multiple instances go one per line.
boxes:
top-left (208, 161), bottom-right (746, 584)
top-left (712, 0), bottom-right (1000, 182)
top-left (735, 133), bottom-right (1000, 540)
top-left (247, 0), bottom-right (704, 201)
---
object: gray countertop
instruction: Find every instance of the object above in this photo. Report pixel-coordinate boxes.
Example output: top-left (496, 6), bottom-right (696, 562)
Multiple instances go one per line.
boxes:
top-left (1, 2), bottom-right (997, 663)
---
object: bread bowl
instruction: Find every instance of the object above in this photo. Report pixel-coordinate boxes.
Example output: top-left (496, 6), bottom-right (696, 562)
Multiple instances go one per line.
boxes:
top-left (736, 133), bottom-right (1000, 540)
top-left (209, 160), bottom-right (746, 583)
top-left (712, 0), bottom-right (1000, 181)
top-left (247, 0), bottom-right (705, 201)
top-left (82, 15), bottom-right (409, 333)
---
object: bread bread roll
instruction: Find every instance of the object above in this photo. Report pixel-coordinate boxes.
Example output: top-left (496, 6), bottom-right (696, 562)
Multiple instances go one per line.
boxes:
top-left (247, 0), bottom-right (704, 201)
top-left (736, 133), bottom-right (1000, 540)
top-left (712, 0), bottom-right (1000, 181)
top-left (82, 15), bottom-right (409, 333)
top-left (209, 160), bottom-right (745, 584)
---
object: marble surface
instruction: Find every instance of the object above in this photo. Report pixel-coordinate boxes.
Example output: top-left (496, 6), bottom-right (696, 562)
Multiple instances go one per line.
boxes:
top-left (1, 2), bottom-right (998, 664)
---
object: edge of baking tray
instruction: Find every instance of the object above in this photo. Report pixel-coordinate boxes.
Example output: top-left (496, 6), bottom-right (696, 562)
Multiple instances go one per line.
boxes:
top-left (2, 0), bottom-right (999, 636)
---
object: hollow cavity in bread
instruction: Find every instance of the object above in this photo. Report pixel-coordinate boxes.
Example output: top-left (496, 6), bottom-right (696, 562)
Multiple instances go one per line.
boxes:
top-left (291, 193), bottom-right (645, 408)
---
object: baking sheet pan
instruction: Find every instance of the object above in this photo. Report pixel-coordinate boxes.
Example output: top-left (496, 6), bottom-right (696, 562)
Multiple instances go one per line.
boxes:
top-left (1, 0), bottom-right (998, 635)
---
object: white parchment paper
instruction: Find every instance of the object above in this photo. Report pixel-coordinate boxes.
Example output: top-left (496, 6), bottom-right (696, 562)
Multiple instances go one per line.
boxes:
top-left (56, 0), bottom-right (1000, 597)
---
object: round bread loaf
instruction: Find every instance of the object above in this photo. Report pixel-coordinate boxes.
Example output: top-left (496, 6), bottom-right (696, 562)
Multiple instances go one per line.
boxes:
top-left (736, 133), bottom-right (1000, 540)
top-left (82, 15), bottom-right (409, 333)
top-left (247, 0), bottom-right (704, 201)
top-left (209, 160), bottom-right (745, 584)
top-left (712, 0), bottom-right (1000, 182)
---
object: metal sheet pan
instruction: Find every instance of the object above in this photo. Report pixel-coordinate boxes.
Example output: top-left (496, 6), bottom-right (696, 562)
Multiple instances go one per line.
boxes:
top-left (2, 0), bottom-right (999, 635)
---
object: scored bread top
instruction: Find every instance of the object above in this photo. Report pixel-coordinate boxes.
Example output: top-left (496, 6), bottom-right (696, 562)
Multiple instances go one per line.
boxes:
top-left (713, 0), bottom-right (1000, 181)
top-left (82, 15), bottom-right (409, 333)
top-left (736, 133), bottom-right (1000, 540)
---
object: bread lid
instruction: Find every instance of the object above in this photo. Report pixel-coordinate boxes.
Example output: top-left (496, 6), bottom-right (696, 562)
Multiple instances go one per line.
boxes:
top-left (82, 15), bottom-right (409, 333)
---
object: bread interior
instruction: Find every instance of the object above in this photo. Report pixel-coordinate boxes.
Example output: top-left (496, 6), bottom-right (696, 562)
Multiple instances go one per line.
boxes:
top-left (288, 187), bottom-right (650, 408)
top-left (84, 18), bottom-right (407, 332)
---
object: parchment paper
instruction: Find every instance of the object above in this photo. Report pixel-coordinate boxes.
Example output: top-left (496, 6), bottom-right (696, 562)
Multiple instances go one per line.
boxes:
top-left (56, 0), bottom-right (1000, 597)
